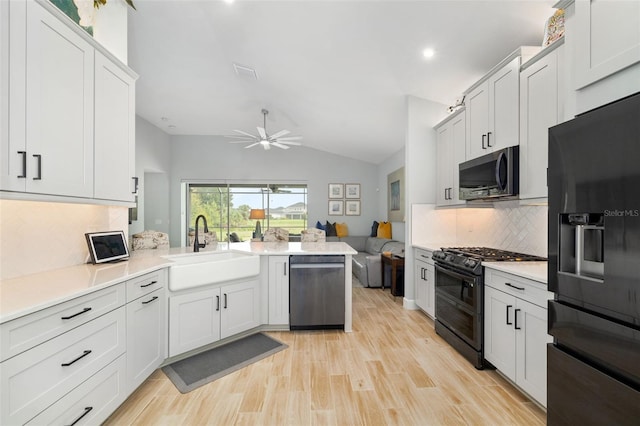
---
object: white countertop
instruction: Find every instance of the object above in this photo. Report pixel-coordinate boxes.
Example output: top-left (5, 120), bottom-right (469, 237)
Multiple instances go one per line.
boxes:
top-left (230, 241), bottom-right (357, 255)
top-left (482, 261), bottom-right (548, 284)
top-left (412, 241), bottom-right (454, 252)
top-left (0, 242), bottom-right (356, 324)
top-left (0, 256), bottom-right (172, 324)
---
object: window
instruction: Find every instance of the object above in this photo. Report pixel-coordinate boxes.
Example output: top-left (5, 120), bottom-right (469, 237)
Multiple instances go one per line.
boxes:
top-left (187, 183), bottom-right (307, 243)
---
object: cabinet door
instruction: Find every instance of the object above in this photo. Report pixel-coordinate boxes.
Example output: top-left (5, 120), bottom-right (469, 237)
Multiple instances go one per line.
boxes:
top-left (488, 57), bottom-right (520, 151)
top-left (414, 261), bottom-right (428, 310)
top-left (574, 0), bottom-right (640, 89)
top-left (435, 125), bottom-right (452, 206)
top-left (449, 110), bottom-right (466, 205)
top-left (268, 256), bottom-right (289, 325)
top-left (519, 48), bottom-right (561, 199)
top-left (424, 262), bottom-right (435, 318)
top-left (94, 51), bottom-right (136, 202)
top-left (484, 286), bottom-right (516, 379)
top-left (515, 298), bottom-right (552, 407)
top-left (24, 1), bottom-right (94, 197)
top-left (221, 279), bottom-right (260, 339)
top-left (126, 288), bottom-right (166, 393)
top-left (168, 288), bottom-right (221, 357)
top-left (466, 82), bottom-right (489, 159)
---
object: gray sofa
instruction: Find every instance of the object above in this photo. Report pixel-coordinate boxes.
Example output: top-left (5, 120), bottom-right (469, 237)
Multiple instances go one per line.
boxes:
top-left (327, 236), bottom-right (405, 287)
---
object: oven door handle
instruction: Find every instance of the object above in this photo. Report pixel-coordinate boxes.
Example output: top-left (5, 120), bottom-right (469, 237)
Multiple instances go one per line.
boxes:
top-left (435, 264), bottom-right (476, 286)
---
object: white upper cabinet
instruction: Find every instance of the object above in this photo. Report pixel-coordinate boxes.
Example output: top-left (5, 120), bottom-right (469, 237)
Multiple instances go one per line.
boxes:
top-left (573, 0), bottom-right (640, 90)
top-left (519, 43), bottom-right (565, 200)
top-left (435, 110), bottom-right (466, 206)
top-left (3, 1), bottom-right (94, 197)
top-left (466, 57), bottom-right (520, 160)
top-left (94, 51), bottom-right (136, 202)
top-left (1, 0), bottom-right (137, 203)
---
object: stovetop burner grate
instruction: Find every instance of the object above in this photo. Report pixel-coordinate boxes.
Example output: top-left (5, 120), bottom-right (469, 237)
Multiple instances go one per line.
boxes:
top-left (443, 247), bottom-right (547, 262)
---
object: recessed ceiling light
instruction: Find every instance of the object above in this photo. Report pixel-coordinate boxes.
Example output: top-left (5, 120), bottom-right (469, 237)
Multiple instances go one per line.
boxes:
top-left (223, 0), bottom-right (235, 4)
top-left (422, 48), bottom-right (435, 59)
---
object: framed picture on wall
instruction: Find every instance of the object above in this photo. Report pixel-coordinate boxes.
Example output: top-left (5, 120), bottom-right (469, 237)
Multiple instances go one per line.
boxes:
top-left (345, 183), bottom-right (360, 199)
top-left (345, 200), bottom-right (361, 216)
top-left (328, 183), bottom-right (344, 199)
top-left (328, 200), bottom-right (344, 216)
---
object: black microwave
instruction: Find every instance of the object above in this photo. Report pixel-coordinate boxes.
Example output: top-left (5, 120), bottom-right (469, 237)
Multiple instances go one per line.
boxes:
top-left (459, 146), bottom-right (519, 201)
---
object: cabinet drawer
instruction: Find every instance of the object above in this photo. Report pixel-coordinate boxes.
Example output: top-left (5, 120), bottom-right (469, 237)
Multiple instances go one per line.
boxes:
top-left (0, 284), bottom-right (126, 361)
top-left (26, 354), bottom-right (127, 426)
top-left (126, 270), bottom-right (166, 303)
top-left (0, 307), bottom-right (126, 425)
top-left (414, 248), bottom-right (434, 265)
top-left (485, 269), bottom-right (551, 308)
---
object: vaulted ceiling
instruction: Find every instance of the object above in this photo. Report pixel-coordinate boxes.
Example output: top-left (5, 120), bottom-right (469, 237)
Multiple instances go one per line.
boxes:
top-left (128, 0), bottom-right (556, 164)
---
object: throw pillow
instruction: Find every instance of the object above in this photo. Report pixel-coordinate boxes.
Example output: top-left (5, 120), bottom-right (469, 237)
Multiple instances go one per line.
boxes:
top-left (315, 220), bottom-right (326, 231)
top-left (325, 221), bottom-right (337, 237)
top-left (370, 221), bottom-right (379, 237)
top-left (377, 221), bottom-right (392, 239)
top-left (335, 223), bottom-right (348, 237)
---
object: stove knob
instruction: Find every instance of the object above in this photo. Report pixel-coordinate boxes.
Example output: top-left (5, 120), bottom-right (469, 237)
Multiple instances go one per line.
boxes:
top-left (465, 259), bottom-right (477, 268)
top-left (445, 254), bottom-right (454, 262)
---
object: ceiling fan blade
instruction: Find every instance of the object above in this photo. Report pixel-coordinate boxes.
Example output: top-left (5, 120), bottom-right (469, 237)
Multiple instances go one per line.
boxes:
top-left (269, 129), bottom-right (290, 139)
top-left (226, 134), bottom-right (256, 139)
top-left (271, 142), bottom-right (290, 150)
top-left (243, 142), bottom-right (260, 149)
top-left (229, 140), bottom-right (256, 144)
top-left (276, 140), bottom-right (302, 146)
top-left (233, 129), bottom-right (258, 138)
top-left (275, 136), bottom-right (303, 141)
top-left (257, 127), bottom-right (267, 139)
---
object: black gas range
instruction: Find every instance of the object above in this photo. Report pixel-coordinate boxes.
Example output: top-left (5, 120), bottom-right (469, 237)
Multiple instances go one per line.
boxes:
top-left (431, 247), bottom-right (546, 369)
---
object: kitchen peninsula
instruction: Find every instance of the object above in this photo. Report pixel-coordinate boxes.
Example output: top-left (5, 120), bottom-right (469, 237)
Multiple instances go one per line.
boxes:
top-left (0, 240), bottom-right (356, 425)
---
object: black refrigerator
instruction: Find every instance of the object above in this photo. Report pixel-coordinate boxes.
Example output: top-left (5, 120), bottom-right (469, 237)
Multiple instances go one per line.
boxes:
top-left (547, 92), bottom-right (640, 424)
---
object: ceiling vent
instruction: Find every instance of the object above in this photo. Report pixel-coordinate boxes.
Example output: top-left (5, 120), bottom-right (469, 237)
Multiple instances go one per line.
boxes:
top-left (233, 63), bottom-right (258, 80)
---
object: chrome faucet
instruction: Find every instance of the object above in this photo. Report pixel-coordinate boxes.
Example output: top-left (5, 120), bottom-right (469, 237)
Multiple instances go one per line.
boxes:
top-left (193, 215), bottom-right (209, 252)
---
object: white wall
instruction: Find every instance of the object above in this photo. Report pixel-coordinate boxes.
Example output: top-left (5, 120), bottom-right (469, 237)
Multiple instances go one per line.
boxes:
top-left (129, 116), bottom-right (171, 236)
top-left (402, 95), bottom-right (449, 306)
top-left (167, 135), bottom-right (379, 247)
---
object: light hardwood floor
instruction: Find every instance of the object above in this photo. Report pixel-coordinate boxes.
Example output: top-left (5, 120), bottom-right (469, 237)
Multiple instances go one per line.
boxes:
top-left (105, 285), bottom-right (546, 425)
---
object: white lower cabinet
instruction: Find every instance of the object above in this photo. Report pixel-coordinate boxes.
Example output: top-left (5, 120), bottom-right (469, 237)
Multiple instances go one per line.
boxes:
top-left (126, 287), bottom-right (166, 393)
top-left (268, 255), bottom-right (289, 325)
top-left (414, 248), bottom-right (435, 318)
top-left (26, 354), bottom-right (127, 425)
top-left (0, 307), bottom-right (126, 425)
top-left (484, 269), bottom-right (552, 407)
top-left (169, 278), bottom-right (260, 357)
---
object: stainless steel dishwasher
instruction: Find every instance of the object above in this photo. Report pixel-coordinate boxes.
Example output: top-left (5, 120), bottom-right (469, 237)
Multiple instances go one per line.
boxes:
top-left (289, 255), bottom-right (345, 330)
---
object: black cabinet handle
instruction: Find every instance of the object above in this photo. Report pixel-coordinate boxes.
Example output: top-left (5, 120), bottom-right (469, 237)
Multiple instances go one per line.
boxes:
top-left (224, 293), bottom-right (228, 309)
top-left (33, 154), bottom-right (42, 180)
top-left (61, 350), bottom-right (92, 367)
top-left (142, 296), bottom-right (158, 305)
top-left (216, 295), bottom-right (220, 311)
top-left (506, 305), bottom-right (513, 325)
top-left (487, 131), bottom-right (492, 147)
top-left (514, 308), bottom-right (521, 330)
top-left (421, 267), bottom-right (425, 280)
top-left (482, 134), bottom-right (487, 149)
top-left (17, 151), bottom-right (27, 178)
top-left (505, 282), bottom-right (525, 291)
top-left (140, 280), bottom-right (158, 288)
top-left (61, 307), bottom-right (92, 320)
top-left (132, 176), bottom-right (139, 194)
top-left (66, 406), bottom-right (93, 426)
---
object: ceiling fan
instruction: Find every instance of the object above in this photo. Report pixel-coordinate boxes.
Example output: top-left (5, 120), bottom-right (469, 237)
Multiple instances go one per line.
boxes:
top-left (227, 109), bottom-right (302, 150)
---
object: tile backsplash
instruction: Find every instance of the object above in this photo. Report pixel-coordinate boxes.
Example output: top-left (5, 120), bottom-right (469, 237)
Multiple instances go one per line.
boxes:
top-left (0, 200), bottom-right (129, 280)
top-left (412, 201), bottom-right (548, 257)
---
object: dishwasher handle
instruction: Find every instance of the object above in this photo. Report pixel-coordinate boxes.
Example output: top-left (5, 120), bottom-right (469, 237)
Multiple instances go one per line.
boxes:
top-left (290, 263), bottom-right (345, 269)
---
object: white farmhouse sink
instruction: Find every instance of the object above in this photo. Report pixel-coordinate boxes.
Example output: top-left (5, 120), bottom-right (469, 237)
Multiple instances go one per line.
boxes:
top-left (164, 251), bottom-right (260, 291)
